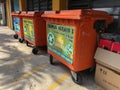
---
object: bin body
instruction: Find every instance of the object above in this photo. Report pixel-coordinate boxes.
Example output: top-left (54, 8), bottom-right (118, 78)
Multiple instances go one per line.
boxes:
top-left (42, 10), bottom-right (113, 72)
top-left (12, 11), bottom-right (24, 39)
top-left (22, 12), bottom-right (46, 46)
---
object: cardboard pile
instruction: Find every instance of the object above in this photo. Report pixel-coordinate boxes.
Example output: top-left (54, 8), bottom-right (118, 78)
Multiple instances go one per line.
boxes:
top-left (94, 47), bottom-right (120, 90)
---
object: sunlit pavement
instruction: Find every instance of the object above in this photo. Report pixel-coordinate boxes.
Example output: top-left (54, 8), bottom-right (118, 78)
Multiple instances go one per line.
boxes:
top-left (0, 26), bottom-right (97, 90)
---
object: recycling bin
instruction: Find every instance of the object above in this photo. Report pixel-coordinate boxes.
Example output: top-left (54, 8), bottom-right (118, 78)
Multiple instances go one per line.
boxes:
top-left (42, 9), bottom-right (113, 84)
top-left (12, 11), bottom-right (26, 43)
top-left (22, 11), bottom-right (46, 54)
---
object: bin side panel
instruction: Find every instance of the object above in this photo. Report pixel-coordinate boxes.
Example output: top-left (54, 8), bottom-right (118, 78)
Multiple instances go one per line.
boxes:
top-left (47, 22), bottom-right (75, 64)
top-left (34, 17), bottom-right (47, 46)
top-left (73, 20), bottom-right (97, 71)
top-left (46, 20), bottom-right (78, 71)
top-left (46, 19), bottom-right (97, 72)
top-left (23, 18), bottom-right (35, 44)
top-left (13, 17), bottom-right (20, 33)
top-left (12, 13), bottom-right (25, 38)
top-left (19, 16), bottom-right (24, 38)
top-left (22, 16), bottom-right (46, 46)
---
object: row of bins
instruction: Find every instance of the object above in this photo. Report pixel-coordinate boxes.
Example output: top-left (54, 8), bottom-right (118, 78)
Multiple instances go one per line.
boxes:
top-left (12, 10), bottom-right (113, 84)
top-left (12, 11), bottom-right (46, 54)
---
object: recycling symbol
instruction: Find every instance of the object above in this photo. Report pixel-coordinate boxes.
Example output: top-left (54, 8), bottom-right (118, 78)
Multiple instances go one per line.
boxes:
top-left (65, 44), bottom-right (73, 55)
top-left (48, 32), bottom-right (55, 46)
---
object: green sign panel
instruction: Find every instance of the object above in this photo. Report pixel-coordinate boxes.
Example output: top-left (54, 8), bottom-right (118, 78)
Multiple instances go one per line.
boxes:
top-left (23, 19), bottom-right (35, 41)
top-left (47, 23), bottom-right (75, 64)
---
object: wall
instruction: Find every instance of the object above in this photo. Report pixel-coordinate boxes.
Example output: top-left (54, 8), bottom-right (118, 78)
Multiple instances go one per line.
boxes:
top-left (6, 0), bottom-right (27, 28)
top-left (52, 0), bottom-right (67, 10)
top-left (13, 0), bottom-right (19, 11)
top-left (6, 0), bottom-right (12, 28)
top-left (19, 0), bottom-right (27, 11)
top-left (93, 0), bottom-right (120, 8)
top-left (92, 0), bottom-right (120, 33)
top-left (0, 3), bottom-right (6, 25)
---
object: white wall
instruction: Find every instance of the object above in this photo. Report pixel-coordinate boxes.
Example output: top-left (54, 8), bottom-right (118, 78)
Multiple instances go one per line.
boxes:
top-left (93, 0), bottom-right (120, 19)
top-left (93, 7), bottom-right (120, 19)
top-left (93, 0), bottom-right (120, 8)
top-left (0, 3), bottom-right (6, 25)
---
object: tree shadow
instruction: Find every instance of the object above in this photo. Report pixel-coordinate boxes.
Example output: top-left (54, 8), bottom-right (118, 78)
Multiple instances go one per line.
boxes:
top-left (0, 27), bottom-right (68, 90)
top-left (0, 27), bottom-right (97, 90)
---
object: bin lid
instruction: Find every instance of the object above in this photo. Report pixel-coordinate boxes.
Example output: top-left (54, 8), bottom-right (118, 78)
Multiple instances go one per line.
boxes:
top-left (21, 11), bottom-right (44, 17)
top-left (20, 11), bottom-right (27, 16)
top-left (42, 9), bottom-right (110, 20)
top-left (12, 11), bottom-right (21, 15)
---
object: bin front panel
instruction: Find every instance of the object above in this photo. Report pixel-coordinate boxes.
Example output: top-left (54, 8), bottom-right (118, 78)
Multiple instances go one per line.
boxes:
top-left (23, 19), bottom-right (35, 42)
top-left (47, 23), bottom-right (75, 64)
top-left (13, 17), bottom-right (20, 32)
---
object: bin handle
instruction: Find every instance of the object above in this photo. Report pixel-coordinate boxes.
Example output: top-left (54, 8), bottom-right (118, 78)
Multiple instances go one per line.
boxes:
top-left (94, 20), bottom-right (106, 33)
top-left (56, 11), bottom-right (60, 14)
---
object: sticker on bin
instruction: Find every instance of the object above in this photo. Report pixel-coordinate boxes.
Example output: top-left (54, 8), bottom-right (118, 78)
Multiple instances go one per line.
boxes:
top-left (47, 23), bottom-right (75, 64)
top-left (13, 17), bottom-right (20, 32)
top-left (23, 19), bottom-right (35, 42)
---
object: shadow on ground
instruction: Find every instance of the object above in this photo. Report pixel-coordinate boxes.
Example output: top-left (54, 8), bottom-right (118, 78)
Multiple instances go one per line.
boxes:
top-left (0, 27), bottom-right (97, 90)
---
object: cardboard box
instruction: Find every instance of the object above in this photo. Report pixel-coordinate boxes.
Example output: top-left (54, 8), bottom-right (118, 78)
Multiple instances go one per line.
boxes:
top-left (94, 47), bottom-right (120, 73)
top-left (95, 64), bottom-right (120, 90)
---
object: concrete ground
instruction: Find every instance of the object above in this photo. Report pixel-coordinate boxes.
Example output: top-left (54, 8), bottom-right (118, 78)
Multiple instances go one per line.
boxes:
top-left (0, 26), bottom-right (98, 90)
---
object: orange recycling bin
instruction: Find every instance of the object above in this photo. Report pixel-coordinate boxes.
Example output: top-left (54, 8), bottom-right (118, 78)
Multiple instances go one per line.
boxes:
top-left (12, 11), bottom-right (26, 43)
top-left (42, 9), bottom-right (113, 84)
top-left (21, 11), bottom-right (46, 54)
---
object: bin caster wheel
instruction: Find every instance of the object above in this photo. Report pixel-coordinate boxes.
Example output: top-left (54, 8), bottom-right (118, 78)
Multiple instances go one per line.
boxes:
top-left (26, 41), bottom-right (29, 46)
top-left (32, 48), bottom-right (39, 55)
top-left (19, 38), bottom-right (24, 43)
top-left (71, 71), bottom-right (83, 85)
top-left (50, 55), bottom-right (54, 65)
top-left (13, 34), bottom-right (18, 39)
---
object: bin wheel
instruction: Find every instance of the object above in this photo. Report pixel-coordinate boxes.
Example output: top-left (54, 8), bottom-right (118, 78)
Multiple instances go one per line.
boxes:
top-left (71, 71), bottom-right (83, 85)
top-left (50, 55), bottom-right (54, 65)
top-left (13, 34), bottom-right (18, 39)
top-left (26, 41), bottom-right (29, 46)
top-left (19, 38), bottom-right (24, 43)
top-left (32, 47), bottom-right (39, 55)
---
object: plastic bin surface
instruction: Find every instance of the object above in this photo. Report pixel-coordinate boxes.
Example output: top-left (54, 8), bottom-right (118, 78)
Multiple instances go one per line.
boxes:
top-left (42, 9), bottom-right (113, 72)
top-left (12, 11), bottom-right (26, 38)
top-left (22, 11), bottom-right (46, 46)
top-left (12, 12), bottom-right (21, 33)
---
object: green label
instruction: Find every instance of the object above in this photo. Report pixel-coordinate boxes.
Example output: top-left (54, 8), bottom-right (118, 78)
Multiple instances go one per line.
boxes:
top-left (23, 19), bottom-right (34, 41)
top-left (47, 23), bottom-right (75, 64)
